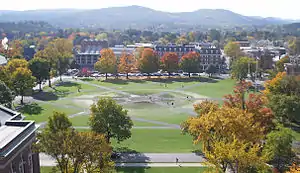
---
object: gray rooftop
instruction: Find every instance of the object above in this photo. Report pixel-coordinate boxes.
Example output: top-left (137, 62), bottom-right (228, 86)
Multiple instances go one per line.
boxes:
top-left (0, 55), bottom-right (7, 65)
top-left (0, 106), bottom-right (37, 158)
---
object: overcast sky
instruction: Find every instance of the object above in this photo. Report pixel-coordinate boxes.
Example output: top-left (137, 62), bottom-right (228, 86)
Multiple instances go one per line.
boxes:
top-left (1, 0), bottom-right (299, 19)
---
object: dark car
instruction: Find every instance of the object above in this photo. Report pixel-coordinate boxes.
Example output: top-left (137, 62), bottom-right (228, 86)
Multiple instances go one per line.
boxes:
top-left (111, 152), bottom-right (121, 159)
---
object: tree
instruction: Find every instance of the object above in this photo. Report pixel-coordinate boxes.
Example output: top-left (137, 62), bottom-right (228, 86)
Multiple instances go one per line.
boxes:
top-left (288, 37), bottom-right (300, 56)
top-left (37, 112), bottom-right (73, 173)
top-left (137, 48), bottom-right (159, 75)
top-left (6, 58), bottom-right (28, 72)
top-left (180, 52), bottom-right (200, 77)
top-left (0, 81), bottom-right (14, 108)
top-left (263, 124), bottom-right (295, 173)
top-left (89, 97), bottom-right (133, 143)
top-left (29, 57), bottom-right (50, 91)
top-left (37, 112), bottom-right (113, 173)
top-left (94, 48), bottom-right (117, 80)
top-left (11, 68), bottom-right (35, 104)
top-left (96, 33), bottom-right (108, 40)
top-left (118, 52), bottom-right (136, 79)
top-left (161, 52), bottom-right (179, 77)
top-left (182, 106), bottom-right (267, 173)
top-left (0, 66), bottom-right (12, 89)
top-left (205, 64), bottom-right (217, 77)
top-left (224, 41), bottom-right (242, 60)
top-left (231, 57), bottom-right (257, 81)
top-left (264, 73), bottom-right (300, 123)
top-left (68, 131), bottom-right (113, 173)
top-left (286, 163), bottom-right (300, 173)
top-left (9, 40), bottom-right (24, 59)
top-left (275, 55), bottom-right (289, 72)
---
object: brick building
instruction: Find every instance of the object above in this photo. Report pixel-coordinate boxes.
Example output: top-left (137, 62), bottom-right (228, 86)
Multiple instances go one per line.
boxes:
top-left (0, 106), bottom-right (40, 173)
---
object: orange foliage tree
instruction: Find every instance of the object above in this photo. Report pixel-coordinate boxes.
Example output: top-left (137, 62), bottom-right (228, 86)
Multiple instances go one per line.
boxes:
top-left (161, 52), bottom-right (179, 76)
top-left (118, 52), bottom-right (136, 79)
top-left (179, 51), bottom-right (200, 77)
top-left (94, 48), bottom-right (117, 79)
top-left (264, 72), bottom-right (287, 95)
top-left (137, 48), bottom-right (159, 75)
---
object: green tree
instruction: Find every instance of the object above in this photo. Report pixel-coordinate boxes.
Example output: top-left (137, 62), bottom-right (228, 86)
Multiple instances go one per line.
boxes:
top-left (180, 52), bottom-right (200, 77)
top-left (205, 64), bottom-right (217, 77)
top-left (0, 81), bottom-right (14, 108)
top-left (96, 33), bottom-right (108, 40)
top-left (231, 57), bottom-right (257, 81)
top-left (11, 68), bottom-right (35, 104)
top-left (94, 48), bottom-right (117, 80)
top-left (263, 124), bottom-right (295, 173)
top-left (29, 57), bottom-right (50, 91)
top-left (137, 48), bottom-right (159, 75)
top-left (275, 55), bottom-right (289, 72)
top-left (288, 37), bottom-right (300, 56)
top-left (89, 97), bottom-right (133, 143)
top-left (0, 66), bottom-right (12, 89)
top-left (224, 41), bottom-right (242, 60)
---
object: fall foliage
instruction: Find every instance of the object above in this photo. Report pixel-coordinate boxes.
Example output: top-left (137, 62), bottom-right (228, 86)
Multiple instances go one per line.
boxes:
top-left (137, 48), bottom-right (159, 74)
top-left (224, 41), bottom-right (242, 60)
top-left (118, 52), bottom-right (136, 79)
top-left (180, 51), bottom-right (200, 77)
top-left (161, 52), bottom-right (179, 75)
top-left (94, 48), bottom-right (117, 79)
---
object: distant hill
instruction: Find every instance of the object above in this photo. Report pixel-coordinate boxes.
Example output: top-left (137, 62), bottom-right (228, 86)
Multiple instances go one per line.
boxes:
top-left (0, 6), bottom-right (295, 29)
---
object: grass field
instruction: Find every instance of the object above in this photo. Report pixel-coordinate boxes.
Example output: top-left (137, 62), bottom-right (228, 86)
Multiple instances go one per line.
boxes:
top-left (22, 102), bottom-right (79, 123)
top-left (40, 167), bottom-right (208, 173)
top-left (70, 115), bottom-right (162, 127)
top-left (112, 129), bottom-right (201, 153)
top-left (186, 79), bottom-right (236, 98)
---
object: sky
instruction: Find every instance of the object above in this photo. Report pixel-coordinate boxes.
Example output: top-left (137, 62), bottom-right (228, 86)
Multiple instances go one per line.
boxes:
top-left (1, 0), bottom-right (300, 19)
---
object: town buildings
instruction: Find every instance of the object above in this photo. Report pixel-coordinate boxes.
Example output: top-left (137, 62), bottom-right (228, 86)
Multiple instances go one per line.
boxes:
top-left (0, 106), bottom-right (40, 173)
top-left (73, 40), bottom-right (224, 71)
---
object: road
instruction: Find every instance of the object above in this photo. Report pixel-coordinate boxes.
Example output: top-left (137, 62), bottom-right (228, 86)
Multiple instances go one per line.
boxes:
top-left (39, 153), bottom-right (206, 167)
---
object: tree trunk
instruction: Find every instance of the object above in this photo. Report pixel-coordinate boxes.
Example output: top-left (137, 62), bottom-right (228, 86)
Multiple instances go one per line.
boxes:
top-left (39, 82), bottom-right (42, 91)
top-left (60, 74), bottom-right (62, 81)
top-left (21, 95), bottom-right (24, 105)
top-left (126, 73), bottom-right (129, 79)
top-left (188, 73), bottom-right (191, 78)
top-left (48, 78), bottom-right (52, 87)
top-left (105, 73), bottom-right (108, 80)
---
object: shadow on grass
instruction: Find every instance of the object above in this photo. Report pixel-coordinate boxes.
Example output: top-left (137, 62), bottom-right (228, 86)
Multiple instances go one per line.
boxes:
top-left (80, 78), bottom-right (94, 82)
top-left (33, 91), bottom-right (59, 101)
top-left (115, 167), bottom-right (150, 173)
top-left (19, 103), bottom-right (43, 115)
top-left (114, 147), bottom-right (150, 163)
top-left (144, 77), bottom-right (218, 84)
top-left (55, 81), bottom-right (80, 87)
top-left (192, 149), bottom-right (205, 157)
top-left (102, 79), bottom-right (146, 85)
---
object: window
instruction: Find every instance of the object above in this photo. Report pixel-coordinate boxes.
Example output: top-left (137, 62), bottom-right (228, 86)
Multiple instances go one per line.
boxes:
top-left (11, 163), bottom-right (17, 173)
top-left (28, 154), bottom-right (33, 173)
top-left (179, 48), bottom-right (182, 52)
top-left (211, 50), bottom-right (214, 54)
top-left (19, 154), bottom-right (25, 173)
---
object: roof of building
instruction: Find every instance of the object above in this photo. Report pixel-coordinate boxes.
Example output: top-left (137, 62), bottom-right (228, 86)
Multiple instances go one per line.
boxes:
top-left (0, 106), bottom-right (37, 159)
top-left (0, 55), bottom-right (7, 65)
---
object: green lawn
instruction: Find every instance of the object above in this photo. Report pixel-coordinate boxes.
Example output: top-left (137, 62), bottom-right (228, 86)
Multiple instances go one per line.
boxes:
top-left (292, 130), bottom-right (300, 141)
top-left (41, 167), bottom-right (208, 173)
top-left (70, 115), bottom-right (161, 127)
top-left (23, 102), bottom-right (79, 123)
top-left (185, 79), bottom-right (236, 98)
top-left (113, 129), bottom-right (201, 153)
top-left (124, 103), bottom-right (192, 125)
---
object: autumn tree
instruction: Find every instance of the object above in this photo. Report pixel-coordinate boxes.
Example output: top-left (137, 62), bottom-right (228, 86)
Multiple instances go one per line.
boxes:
top-left (94, 48), bottom-right (117, 80)
top-left (224, 41), bottom-right (242, 60)
top-left (8, 40), bottom-right (24, 59)
top-left (137, 48), bottom-right (159, 76)
top-left (275, 55), bottom-right (289, 72)
top-left (11, 68), bottom-right (35, 104)
top-left (161, 52), bottom-right (179, 77)
top-left (38, 112), bottom-right (113, 173)
top-left (29, 57), bottom-right (50, 91)
top-left (231, 57), bottom-right (257, 81)
top-left (0, 81), bottom-right (14, 108)
top-left (6, 58), bottom-right (28, 72)
top-left (182, 106), bottom-right (268, 172)
top-left (263, 124), bottom-right (295, 173)
top-left (0, 66), bottom-right (12, 88)
top-left (265, 73), bottom-right (300, 123)
top-left (180, 52), bottom-right (200, 77)
top-left (288, 37), bottom-right (300, 56)
top-left (118, 52), bottom-right (136, 79)
top-left (89, 97), bottom-right (133, 143)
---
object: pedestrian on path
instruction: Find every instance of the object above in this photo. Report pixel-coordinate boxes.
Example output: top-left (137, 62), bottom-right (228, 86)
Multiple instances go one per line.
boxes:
top-left (176, 157), bottom-right (179, 164)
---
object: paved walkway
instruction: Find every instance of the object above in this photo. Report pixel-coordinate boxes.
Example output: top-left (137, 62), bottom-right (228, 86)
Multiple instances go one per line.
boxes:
top-left (39, 153), bottom-right (206, 167)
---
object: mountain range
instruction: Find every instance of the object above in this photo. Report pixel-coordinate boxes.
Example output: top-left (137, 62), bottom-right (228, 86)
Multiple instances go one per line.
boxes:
top-left (0, 6), bottom-right (297, 29)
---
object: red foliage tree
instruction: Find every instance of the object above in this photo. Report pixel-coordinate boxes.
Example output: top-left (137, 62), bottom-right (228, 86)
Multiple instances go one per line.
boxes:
top-left (161, 52), bottom-right (179, 76)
